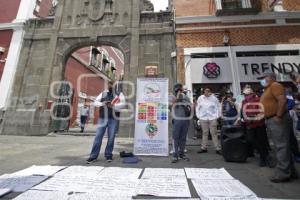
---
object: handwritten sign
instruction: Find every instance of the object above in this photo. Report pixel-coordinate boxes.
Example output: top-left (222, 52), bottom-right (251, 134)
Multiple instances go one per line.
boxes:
top-left (191, 179), bottom-right (257, 199)
top-left (54, 166), bottom-right (104, 178)
top-left (97, 167), bottom-right (142, 180)
top-left (13, 190), bottom-right (70, 200)
top-left (136, 178), bottom-right (191, 198)
top-left (184, 168), bottom-right (234, 180)
top-left (141, 168), bottom-right (186, 179)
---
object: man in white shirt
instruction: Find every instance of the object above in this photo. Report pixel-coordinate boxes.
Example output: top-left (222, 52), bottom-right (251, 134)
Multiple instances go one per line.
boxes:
top-left (79, 103), bottom-right (90, 133)
top-left (196, 88), bottom-right (222, 155)
top-left (86, 81), bottom-right (126, 163)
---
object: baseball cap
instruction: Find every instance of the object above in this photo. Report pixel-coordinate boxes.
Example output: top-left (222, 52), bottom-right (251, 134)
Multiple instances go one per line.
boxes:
top-left (257, 72), bottom-right (276, 80)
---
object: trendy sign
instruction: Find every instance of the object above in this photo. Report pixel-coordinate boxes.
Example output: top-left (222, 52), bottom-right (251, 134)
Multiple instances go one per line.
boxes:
top-left (237, 56), bottom-right (300, 82)
top-left (134, 78), bottom-right (169, 156)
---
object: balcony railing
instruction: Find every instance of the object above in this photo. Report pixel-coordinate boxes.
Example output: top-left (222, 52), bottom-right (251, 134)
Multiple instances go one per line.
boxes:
top-left (215, 0), bottom-right (260, 16)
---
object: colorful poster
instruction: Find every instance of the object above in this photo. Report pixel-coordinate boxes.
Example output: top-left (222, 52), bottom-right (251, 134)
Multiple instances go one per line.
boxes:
top-left (134, 78), bottom-right (169, 156)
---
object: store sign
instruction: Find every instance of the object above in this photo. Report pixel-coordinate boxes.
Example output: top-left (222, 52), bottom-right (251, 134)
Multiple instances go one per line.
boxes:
top-left (237, 56), bottom-right (300, 82)
top-left (189, 58), bottom-right (232, 84)
top-left (203, 63), bottom-right (221, 79)
top-left (145, 65), bottom-right (158, 77)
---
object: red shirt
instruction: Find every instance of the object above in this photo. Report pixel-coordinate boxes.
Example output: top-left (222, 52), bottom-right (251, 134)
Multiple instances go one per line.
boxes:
top-left (241, 94), bottom-right (265, 128)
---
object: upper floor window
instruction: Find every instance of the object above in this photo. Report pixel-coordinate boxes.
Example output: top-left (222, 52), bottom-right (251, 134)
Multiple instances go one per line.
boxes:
top-left (215, 0), bottom-right (259, 16)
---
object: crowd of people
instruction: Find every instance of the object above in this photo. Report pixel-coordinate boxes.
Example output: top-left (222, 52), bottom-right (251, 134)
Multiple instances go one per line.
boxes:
top-left (82, 74), bottom-right (299, 183)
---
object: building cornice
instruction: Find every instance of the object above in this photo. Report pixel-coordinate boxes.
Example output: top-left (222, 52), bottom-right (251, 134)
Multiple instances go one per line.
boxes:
top-left (176, 11), bottom-right (300, 25)
top-left (0, 22), bottom-right (25, 31)
top-left (176, 23), bottom-right (300, 32)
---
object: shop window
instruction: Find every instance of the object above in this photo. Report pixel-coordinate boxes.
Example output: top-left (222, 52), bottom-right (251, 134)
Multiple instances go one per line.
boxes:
top-left (236, 50), bottom-right (299, 57)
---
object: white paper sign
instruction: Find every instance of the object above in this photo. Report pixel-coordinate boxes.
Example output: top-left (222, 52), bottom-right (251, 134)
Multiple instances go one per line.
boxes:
top-left (97, 167), bottom-right (142, 179)
top-left (0, 174), bottom-right (48, 192)
top-left (0, 188), bottom-right (11, 197)
top-left (136, 178), bottom-right (191, 198)
top-left (69, 192), bottom-right (132, 200)
top-left (13, 190), bottom-right (70, 200)
top-left (54, 166), bottom-right (104, 178)
top-left (134, 78), bottom-right (169, 156)
top-left (33, 176), bottom-right (138, 195)
top-left (141, 168), bottom-right (186, 179)
top-left (13, 165), bottom-right (66, 177)
top-left (191, 179), bottom-right (257, 199)
top-left (185, 168), bottom-right (234, 180)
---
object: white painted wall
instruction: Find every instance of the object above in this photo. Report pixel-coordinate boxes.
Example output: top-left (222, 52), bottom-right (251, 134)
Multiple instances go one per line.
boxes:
top-left (0, 0), bottom-right (37, 109)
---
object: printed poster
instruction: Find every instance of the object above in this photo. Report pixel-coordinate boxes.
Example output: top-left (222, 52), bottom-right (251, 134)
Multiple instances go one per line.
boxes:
top-left (134, 78), bottom-right (169, 156)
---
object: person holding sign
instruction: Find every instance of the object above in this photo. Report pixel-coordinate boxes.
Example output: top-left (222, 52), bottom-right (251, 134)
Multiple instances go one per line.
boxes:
top-left (170, 83), bottom-right (192, 163)
top-left (86, 81), bottom-right (126, 163)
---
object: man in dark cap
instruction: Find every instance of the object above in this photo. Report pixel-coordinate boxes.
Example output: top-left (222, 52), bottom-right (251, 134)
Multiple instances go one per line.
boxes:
top-left (259, 73), bottom-right (298, 183)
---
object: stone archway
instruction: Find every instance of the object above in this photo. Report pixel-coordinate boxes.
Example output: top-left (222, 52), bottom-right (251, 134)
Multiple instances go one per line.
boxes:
top-left (0, 0), bottom-right (175, 136)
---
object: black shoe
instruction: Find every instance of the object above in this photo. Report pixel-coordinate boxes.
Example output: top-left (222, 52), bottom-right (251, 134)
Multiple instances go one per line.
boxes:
top-left (216, 150), bottom-right (222, 155)
top-left (291, 171), bottom-right (299, 180)
top-left (179, 155), bottom-right (190, 162)
top-left (259, 158), bottom-right (267, 167)
top-left (270, 176), bottom-right (290, 183)
top-left (106, 157), bottom-right (113, 162)
top-left (86, 157), bottom-right (97, 164)
top-left (171, 157), bottom-right (179, 163)
top-left (263, 155), bottom-right (276, 168)
top-left (197, 149), bottom-right (208, 154)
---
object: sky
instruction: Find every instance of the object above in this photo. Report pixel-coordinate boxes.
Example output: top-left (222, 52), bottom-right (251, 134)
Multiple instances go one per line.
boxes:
top-left (150, 0), bottom-right (168, 12)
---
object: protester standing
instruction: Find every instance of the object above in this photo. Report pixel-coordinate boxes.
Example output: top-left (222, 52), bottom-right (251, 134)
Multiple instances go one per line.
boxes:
top-left (170, 83), bottom-right (192, 163)
top-left (196, 88), bottom-right (222, 155)
top-left (240, 86), bottom-right (272, 167)
top-left (221, 91), bottom-right (238, 127)
top-left (86, 81), bottom-right (125, 163)
top-left (259, 73), bottom-right (298, 182)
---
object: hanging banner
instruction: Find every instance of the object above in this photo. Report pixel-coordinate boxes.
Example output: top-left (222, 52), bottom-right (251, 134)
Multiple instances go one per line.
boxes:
top-left (134, 78), bottom-right (169, 156)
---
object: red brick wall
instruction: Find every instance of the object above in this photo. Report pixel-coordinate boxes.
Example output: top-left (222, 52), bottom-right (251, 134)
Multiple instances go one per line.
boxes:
top-left (35, 0), bottom-right (53, 18)
top-left (174, 0), bottom-right (214, 17)
top-left (283, 0), bottom-right (300, 11)
top-left (65, 57), bottom-right (105, 126)
top-left (0, 0), bottom-right (21, 23)
top-left (0, 30), bottom-right (13, 81)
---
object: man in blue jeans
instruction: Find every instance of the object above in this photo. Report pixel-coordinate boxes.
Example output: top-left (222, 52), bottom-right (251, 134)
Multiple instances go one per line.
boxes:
top-left (86, 81), bottom-right (125, 163)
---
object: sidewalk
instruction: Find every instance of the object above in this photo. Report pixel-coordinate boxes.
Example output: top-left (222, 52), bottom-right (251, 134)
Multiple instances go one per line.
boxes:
top-left (0, 134), bottom-right (299, 199)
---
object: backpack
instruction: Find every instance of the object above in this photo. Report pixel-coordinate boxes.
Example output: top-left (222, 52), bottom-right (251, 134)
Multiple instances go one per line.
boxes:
top-left (286, 93), bottom-right (295, 111)
top-left (223, 100), bottom-right (237, 117)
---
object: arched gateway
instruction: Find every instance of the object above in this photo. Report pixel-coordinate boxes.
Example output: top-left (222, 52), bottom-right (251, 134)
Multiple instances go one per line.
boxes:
top-left (0, 0), bottom-right (175, 136)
